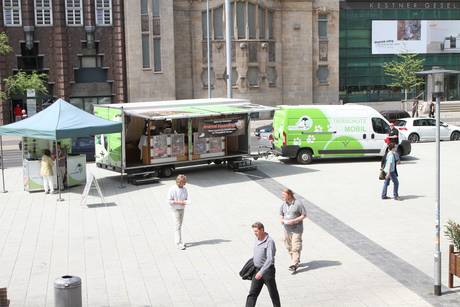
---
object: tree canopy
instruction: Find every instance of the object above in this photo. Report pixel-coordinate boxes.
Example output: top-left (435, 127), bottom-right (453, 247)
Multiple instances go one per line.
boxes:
top-left (383, 54), bottom-right (425, 98)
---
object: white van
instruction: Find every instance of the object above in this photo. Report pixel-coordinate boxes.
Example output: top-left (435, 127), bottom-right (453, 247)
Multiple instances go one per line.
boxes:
top-left (272, 104), bottom-right (411, 163)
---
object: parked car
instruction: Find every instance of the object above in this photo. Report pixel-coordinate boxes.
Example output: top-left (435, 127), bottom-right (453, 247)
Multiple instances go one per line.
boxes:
top-left (379, 110), bottom-right (411, 123)
top-left (394, 117), bottom-right (460, 143)
top-left (72, 136), bottom-right (95, 161)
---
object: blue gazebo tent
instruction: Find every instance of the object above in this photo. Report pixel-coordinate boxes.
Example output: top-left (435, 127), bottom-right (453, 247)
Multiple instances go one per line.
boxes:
top-left (0, 98), bottom-right (122, 199)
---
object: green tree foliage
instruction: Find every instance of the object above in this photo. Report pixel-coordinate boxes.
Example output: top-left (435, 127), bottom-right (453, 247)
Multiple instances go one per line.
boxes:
top-left (0, 32), bottom-right (12, 55)
top-left (383, 54), bottom-right (425, 100)
top-left (444, 220), bottom-right (460, 251)
top-left (4, 71), bottom-right (48, 98)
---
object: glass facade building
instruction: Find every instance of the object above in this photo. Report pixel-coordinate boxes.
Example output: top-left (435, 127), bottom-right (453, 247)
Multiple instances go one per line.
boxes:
top-left (340, 1), bottom-right (460, 103)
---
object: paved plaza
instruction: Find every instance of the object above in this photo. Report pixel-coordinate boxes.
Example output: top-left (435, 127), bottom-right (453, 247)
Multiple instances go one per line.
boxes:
top-left (1, 141), bottom-right (460, 306)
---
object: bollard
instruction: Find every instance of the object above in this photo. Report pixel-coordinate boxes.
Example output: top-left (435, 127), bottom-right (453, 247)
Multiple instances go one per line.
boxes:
top-left (0, 287), bottom-right (9, 307)
top-left (54, 275), bottom-right (82, 307)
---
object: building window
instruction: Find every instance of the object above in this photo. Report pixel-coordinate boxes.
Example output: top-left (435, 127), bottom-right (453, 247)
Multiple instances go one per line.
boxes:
top-left (268, 10), bottom-right (274, 39)
top-left (236, 2), bottom-right (245, 39)
top-left (152, 0), bottom-right (161, 72)
top-left (247, 67), bottom-right (259, 87)
top-left (152, 0), bottom-right (159, 17)
top-left (35, 0), bottom-right (52, 26)
top-left (213, 6), bottom-right (223, 40)
top-left (142, 34), bottom-right (150, 68)
top-left (95, 0), bottom-right (112, 26)
top-left (318, 15), bottom-right (328, 39)
top-left (248, 42), bottom-right (257, 63)
top-left (317, 65), bottom-right (329, 84)
top-left (140, 0), bottom-right (148, 31)
top-left (201, 68), bottom-right (215, 88)
top-left (267, 66), bottom-right (277, 87)
top-left (248, 3), bottom-right (256, 39)
top-left (65, 0), bottom-right (83, 26)
top-left (268, 41), bottom-right (275, 62)
top-left (3, 0), bottom-right (22, 26)
top-left (153, 38), bottom-right (161, 72)
top-left (202, 2), bottom-right (274, 41)
top-left (258, 6), bottom-right (265, 39)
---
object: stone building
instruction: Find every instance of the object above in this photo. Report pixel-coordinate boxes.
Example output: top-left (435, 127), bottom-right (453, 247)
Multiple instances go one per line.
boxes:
top-left (124, 0), bottom-right (339, 106)
top-left (0, 0), bottom-right (126, 124)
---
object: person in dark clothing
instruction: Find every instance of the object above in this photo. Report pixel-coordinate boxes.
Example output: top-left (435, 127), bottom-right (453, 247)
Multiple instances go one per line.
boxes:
top-left (388, 122), bottom-right (399, 145)
top-left (246, 222), bottom-right (281, 307)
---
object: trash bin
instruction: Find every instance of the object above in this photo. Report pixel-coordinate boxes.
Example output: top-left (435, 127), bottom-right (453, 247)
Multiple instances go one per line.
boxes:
top-left (54, 275), bottom-right (82, 307)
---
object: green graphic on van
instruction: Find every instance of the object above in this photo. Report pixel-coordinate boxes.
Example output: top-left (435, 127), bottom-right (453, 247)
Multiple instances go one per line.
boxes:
top-left (272, 105), bottom-right (400, 163)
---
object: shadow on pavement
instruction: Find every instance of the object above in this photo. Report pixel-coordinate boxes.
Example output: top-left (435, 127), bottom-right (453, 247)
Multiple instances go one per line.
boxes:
top-left (294, 260), bottom-right (342, 274)
top-left (186, 239), bottom-right (232, 247)
top-left (86, 202), bottom-right (117, 209)
top-left (399, 195), bottom-right (425, 201)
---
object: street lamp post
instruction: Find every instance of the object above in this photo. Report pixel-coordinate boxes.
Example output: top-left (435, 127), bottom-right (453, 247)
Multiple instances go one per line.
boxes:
top-left (416, 67), bottom-right (460, 296)
top-left (224, 0), bottom-right (232, 98)
top-left (206, 0), bottom-right (211, 98)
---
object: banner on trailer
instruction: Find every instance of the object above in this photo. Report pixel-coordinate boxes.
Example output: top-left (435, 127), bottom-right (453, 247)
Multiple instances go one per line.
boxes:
top-left (199, 116), bottom-right (245, 137)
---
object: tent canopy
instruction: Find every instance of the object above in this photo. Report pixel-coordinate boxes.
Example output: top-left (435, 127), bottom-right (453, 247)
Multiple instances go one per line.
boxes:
top-left (0, 98), bottom-right (122, 139)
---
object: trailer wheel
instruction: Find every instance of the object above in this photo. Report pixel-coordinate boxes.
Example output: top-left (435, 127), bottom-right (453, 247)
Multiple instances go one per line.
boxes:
top-left (214, 160), bottom-right (223, 165)
top-left (161, 167), bottom-right (174, 178)
top-left (296, 149), bottom-right (313, 164)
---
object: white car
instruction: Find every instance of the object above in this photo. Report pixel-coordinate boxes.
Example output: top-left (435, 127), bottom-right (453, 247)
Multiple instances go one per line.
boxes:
top-left (394, 117), bottom-right (460, 143)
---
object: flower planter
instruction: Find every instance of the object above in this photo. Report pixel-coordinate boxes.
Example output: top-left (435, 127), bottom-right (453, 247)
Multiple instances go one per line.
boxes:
top-left (448, 244), bottom-right (460, 288)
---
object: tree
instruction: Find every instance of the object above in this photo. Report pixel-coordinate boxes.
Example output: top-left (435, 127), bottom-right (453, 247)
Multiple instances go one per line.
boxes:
top-left (0, 32), bottom-right (12, 55)
top-left (383, 53), bottom-right (425, 101)
top-left (3, 71), bottom-right (48, 99)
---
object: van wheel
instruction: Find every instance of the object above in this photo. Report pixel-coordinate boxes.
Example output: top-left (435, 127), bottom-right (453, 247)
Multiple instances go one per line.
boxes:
top-left (296, 149), bottom-right (313, 164)
top-left (450, 131), bottom-right (460, 141)
top-left (408, 133), bottom-right (420, 143)
top-left (161, 167), bottom-right (174, 178)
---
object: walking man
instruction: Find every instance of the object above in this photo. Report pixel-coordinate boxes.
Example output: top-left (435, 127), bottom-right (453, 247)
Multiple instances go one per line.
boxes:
top-left (168, 174), bottom-right (189, 250)
top-left (279, 188), bottom-right (306, 273)
top-left (246, 222), bottom-right (281, 307)
top-left (381, 143), bottom-right (400, 200)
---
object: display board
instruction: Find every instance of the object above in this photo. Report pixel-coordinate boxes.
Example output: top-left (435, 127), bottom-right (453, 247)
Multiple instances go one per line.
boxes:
top-left (372, 20), bottom-right (460, 54)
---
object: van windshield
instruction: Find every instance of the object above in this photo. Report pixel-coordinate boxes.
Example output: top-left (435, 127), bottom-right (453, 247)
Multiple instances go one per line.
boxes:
top-left (372, 118), bottom-right (390, 134)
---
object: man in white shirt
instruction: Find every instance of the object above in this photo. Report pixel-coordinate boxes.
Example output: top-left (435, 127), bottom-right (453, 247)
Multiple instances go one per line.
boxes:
top-left (167, 174), bottom-right (190, 250)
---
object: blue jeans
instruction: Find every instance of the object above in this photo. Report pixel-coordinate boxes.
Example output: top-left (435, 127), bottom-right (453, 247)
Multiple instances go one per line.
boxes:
top-left (382, 172), bottom-right (399, 198)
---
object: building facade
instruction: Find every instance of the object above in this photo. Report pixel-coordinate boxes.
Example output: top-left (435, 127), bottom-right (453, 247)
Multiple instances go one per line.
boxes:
top-left (340, 0), bottom-right (460, 103)
top-left (0, 0), bottom-right (126, 124)
top-left (124, 0), bottom-right (340, 106)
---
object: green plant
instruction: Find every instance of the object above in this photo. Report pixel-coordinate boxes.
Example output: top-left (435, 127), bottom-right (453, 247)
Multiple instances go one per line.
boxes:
top-left (444, 220), bottom-right (460, 251)
top-left (383, 53), bottom-right (425, 101)
top-left (0, 32), bottom-right (12, 55)
top-left (4, 70), bottom-right (48, 98)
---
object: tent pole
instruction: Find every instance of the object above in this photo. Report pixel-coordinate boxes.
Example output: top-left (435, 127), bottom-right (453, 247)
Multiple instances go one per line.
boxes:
top-left (55, 141), bottom-right (63, 202)
top-left (119, 107), bottom-right (125, 188)
top-left (0, 135), bottom-right (7, 193)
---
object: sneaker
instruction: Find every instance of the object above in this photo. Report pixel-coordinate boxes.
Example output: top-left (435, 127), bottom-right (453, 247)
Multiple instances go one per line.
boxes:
top-left (177, 243), bottom-right (186, 250)
top-left (45, 191), bottom-right (49, 194)
top-left (288, 265), bottom-right (296, 272)
top-left (382, 196), bottom-right (389, 200)
top-left (394, 196), bottom-right (401, 201)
